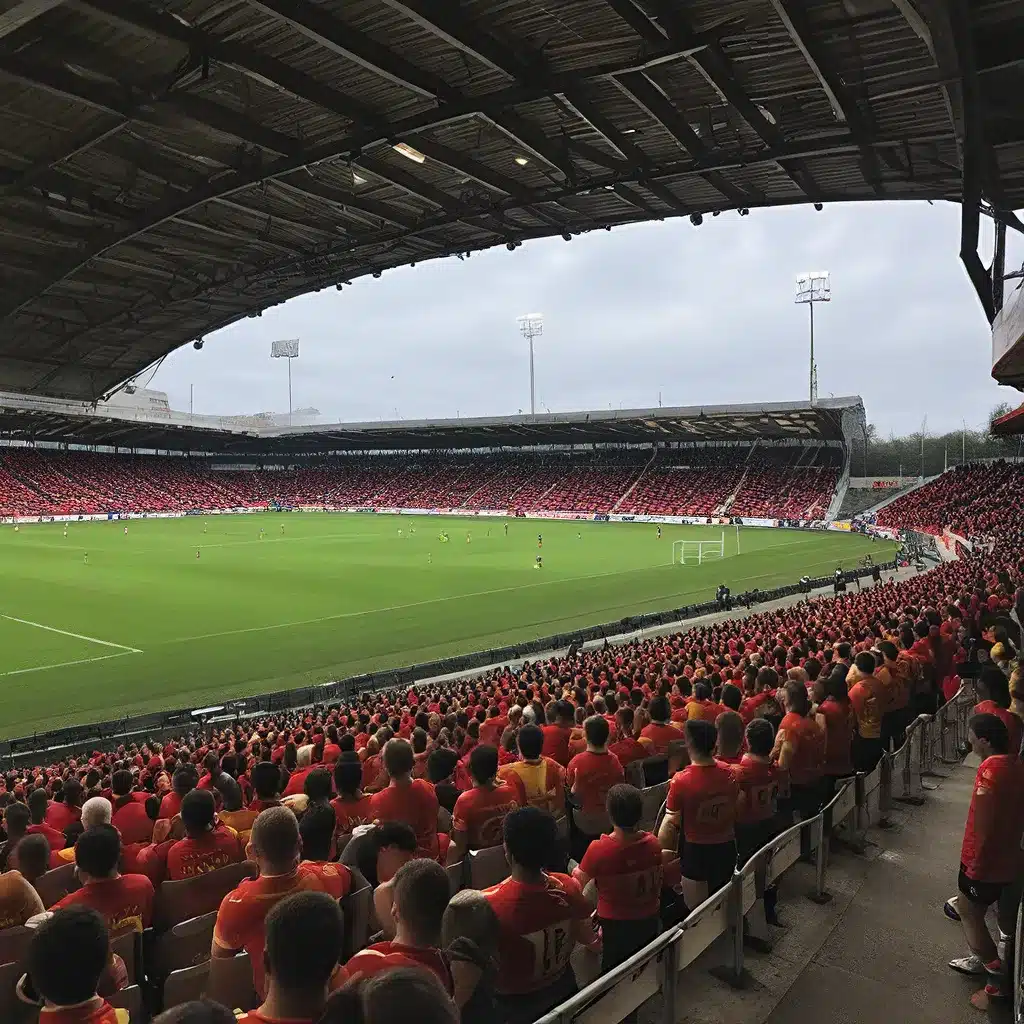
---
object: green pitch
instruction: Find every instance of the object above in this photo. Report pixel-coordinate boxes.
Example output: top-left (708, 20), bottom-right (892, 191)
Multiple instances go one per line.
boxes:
top-left (0, 514), bottom-right (895, 737)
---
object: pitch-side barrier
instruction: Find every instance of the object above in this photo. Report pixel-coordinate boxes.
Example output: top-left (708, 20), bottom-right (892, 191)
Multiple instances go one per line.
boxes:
top-left (534, 683), bottom-right (973, 1024)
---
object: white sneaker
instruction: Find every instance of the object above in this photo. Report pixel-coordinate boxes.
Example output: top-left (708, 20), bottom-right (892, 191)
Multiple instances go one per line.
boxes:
top-left (998, 932), bottom-right (1010, 961)
top-left (949, 954), bottom-right (987, 975)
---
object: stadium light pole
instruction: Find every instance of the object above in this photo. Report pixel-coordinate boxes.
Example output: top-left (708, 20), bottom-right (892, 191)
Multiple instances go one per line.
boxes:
top-left (271, 339), bottom-right (300, 426)
top-left (516, 313), bottom-right (543, 416)
top-left (795, 272), bottom-right (830, 404)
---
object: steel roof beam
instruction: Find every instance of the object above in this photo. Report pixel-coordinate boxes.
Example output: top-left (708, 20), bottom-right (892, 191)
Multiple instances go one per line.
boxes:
top-left (0, 0), bottom-right (62, 39)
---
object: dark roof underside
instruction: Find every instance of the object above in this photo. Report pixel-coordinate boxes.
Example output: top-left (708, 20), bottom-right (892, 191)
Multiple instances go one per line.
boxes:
top-left (0, 0), bottom-right (1022, 402)
top-left (0, 397), bottom-right (858, 452)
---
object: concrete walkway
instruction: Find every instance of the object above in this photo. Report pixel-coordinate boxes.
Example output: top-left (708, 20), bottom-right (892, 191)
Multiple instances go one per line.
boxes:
top-left (673, 760), bottom-right (1009, 1024)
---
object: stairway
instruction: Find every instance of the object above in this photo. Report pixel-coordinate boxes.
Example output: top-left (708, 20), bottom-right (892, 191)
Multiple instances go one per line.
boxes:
top-left (611, 447), bottom-right (658, 512)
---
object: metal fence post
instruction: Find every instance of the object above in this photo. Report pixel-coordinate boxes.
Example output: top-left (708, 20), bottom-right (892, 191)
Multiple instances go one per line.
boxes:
top-left (660, 929), bottom-right (679, 1024)
top-left (809, 808), bottom-right (832, 903)
top-left (878, 752), bottom-right (893, 829)
top-left (710, 872), bottom-right (750, 989)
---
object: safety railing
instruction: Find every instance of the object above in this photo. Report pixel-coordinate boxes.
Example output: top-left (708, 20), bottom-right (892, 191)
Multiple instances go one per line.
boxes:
top-left (535, 685), bottom-right (973, 1024)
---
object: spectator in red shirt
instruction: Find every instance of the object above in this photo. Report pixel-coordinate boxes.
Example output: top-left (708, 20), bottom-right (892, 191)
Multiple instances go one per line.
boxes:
top-left (369, 739), bottom-right (441, 861)
top-left (299, 803), bottom-right (341, 866)
top-left (22, 906), bottom-right (122, 1024)
top-left (249, 761), bottom-right (285, 813)
top-left (974, 668), bottom-right (1023, 760)
top-left (110, 769), bottom-right (155, 846)
top-left (659, 719), bottom-right (739, 898)
top-left (211, 806), bottom-right (352, 1002)
top-left (26, 788), bottom-right (66, 851)
top-left (574, 784), bottom-right (667, 971)
top-left (773, 680), bottom-right (827, 824)
top-left (608, 707), bottom-right (648, 767)
top-left (45, 778), bottom-right (83, 833)
top-left (565, 717), bottom-right (625, 857)
top-left (332, 755), bottom-right (374, 840)
top-left (484, 807), bottom-right (600, 1024)
top-left (714, 710), bottom-right (745, 765)
top-left (166, 789), bottom-right (243, 880)
top-left (448, 745), bottom-right (520, 864)
top-left (950, 714), bottom-right (1024, 1008)
top-left (540, 701), bottom-right (575, 767)
top-left (814, 673), bottom-right (854, 786)
top-left (54, 824), bottom-right (154, 933)
top-left (160, 765), bottom-right (199, 820)
top-left (343, 858), bottom-right (454, 994)
top-left (236, 890), bottom-right (344, 1024)
top-left (639, 696), bottom-right (680, 755)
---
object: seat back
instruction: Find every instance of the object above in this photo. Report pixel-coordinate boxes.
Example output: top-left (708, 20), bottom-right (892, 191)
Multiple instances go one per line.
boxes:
top-left (34, 863), bottom-right (78, 908)
top-left (667, 740), bottom-right (689, 775)
top-left (0, 960), bottom-right (33, 1024)
top-left (639, 782), bottom-right (669, 833)
top-left (467, 846), bottom-right (509, 890)
top-left (437, 806), bottom-right (453, 833)
top-left (108, 983), bottom-right (143, 1018)
top-left (446, 860), bottom-right (466, 896)
top-left (163, 961), bottom-right (208, 1011)
top-left (640, 756), bottom-right (669, 787)
top-left (208, 951), bottom-right (258, 1013)
top-left (339, 886), bottom-right (369, 960)
top-left (110, 930), bottom-right (139, 984)
top-left (572, 807), bottom-right (612, 838)
top-left (0, 927), bottom-right (32, 970)
top-left (624, 760), bottom-right (646, 789)
top-left (151, 912), bottom-right (217, 979)
top-left (155, 861), bottom-right (257, 929)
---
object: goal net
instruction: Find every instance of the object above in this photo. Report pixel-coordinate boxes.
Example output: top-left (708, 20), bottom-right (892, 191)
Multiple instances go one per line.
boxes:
top-left (672, 532), bottom-right (725, 565)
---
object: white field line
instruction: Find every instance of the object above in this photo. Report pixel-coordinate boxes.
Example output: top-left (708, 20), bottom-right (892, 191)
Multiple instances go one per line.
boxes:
top-left (1, 614), bottom-right (143, 653)
top-left (157, 552), bottom-right (864, 648)
top-left (0, 651), bottom-right (136, 678)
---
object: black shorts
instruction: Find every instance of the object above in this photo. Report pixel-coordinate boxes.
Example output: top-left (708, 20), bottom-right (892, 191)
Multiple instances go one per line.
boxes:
top-left (958, 864), bottom-right (1007, 907)
top-left (679, 839), bottom-right (736, 896)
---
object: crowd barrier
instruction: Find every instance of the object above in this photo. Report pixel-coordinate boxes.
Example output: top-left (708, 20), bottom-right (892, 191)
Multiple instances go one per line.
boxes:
top-left (535, 683), bottom-right (973, 1024)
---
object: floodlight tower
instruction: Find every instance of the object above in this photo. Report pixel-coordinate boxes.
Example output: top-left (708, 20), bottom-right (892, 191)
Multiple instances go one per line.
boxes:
top-left (794, 272), bottom-right (830, 404)
top-left (271, 339), bottom-right (300, 426)
top-left (516, 313), bottom-right (543, 416)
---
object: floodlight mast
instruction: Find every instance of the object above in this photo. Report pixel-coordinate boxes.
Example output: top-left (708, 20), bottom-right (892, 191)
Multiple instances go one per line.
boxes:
top-left (516, 314), bottom-right (544, 416)
top-left (270, 339), bottom-right (300, 426)
top-left (794, 272), bottom-right (830, 404)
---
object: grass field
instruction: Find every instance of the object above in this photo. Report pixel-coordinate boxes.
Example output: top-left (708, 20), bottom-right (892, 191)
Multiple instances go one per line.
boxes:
top-left (0, 513), bottom-right (896, 737)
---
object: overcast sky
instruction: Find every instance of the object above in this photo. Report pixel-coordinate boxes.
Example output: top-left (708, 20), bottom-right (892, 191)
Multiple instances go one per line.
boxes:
top-left (154, 200), bottom-right (1022, 437)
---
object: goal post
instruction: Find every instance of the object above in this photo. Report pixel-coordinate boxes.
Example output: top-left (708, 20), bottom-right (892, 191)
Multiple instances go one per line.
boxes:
top-left (672, 531), bottom-right (726, 565)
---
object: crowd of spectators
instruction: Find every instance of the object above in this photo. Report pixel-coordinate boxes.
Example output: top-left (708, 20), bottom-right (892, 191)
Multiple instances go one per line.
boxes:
top-left (0, 461), bottom-right (1020, 1022)
top-left (0, 446), bottom-right (842, 521)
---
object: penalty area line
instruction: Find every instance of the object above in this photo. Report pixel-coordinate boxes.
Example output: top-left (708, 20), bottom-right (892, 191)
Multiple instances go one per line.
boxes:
top-left (0, 651), bottom-right (137, 679)
top-left (1, 614), bottom-right (143, 653)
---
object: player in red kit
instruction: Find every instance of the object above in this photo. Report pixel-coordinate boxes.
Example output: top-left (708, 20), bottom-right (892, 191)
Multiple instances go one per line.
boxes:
top-left (659, 719), bottom-right (740, 898)
top-left (949, 714), bottom-right (1024, 1009)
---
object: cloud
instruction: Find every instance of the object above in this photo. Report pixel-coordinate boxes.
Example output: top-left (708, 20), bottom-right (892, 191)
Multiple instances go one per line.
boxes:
top-left (156, 200), bottom-right (1022, 435)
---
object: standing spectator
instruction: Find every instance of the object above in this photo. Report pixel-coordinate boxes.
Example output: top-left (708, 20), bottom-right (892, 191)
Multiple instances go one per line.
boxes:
top-left (447, 746), bottom-right (520, 864)
top-left (949, 714), bottom-right (1024, 1008)
top-left (815, 674), bottom-right (854, 790)
top-left (210, 806), bottom-right (352, 1001)
top-left (484, 807), bottom-right (600, 1024)
top-left (848, 652), bottom-right (885, 773)
top-left (773, 680), bottom-right (826, 823)
top-left (236, 891), bottom-right (344, 1024)
top-left (498, 724), bottom-right (565, 816)
top-left (974, 667), bottom-right (1023, 758)
top-left (573, 784), bottom-right (666, 970)
top-left (658, 720), bottom-right (739, 898)
top-left (53, 824), bottom-right (154, 933)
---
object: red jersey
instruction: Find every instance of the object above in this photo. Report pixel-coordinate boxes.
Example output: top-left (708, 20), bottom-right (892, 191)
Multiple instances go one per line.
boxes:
top-left (974, 702), bottom-right (1023, 759)
top-left (565, 750), bottom-right (624, 814)
top-left (214, 861), bottom-right (352, 998)
top-left (44, 802), bottom-right (80, 832)
top-left (778, 713), bottom-right (825, 785)
top-left (848, 678), bottom-right (884, 741)
top-left (343, 941), bottom-right (454, 994)
top-left (158, 791), bottom-right (183, 820)
top-left (638, 722), bottom-right (679, 756)
top-left (729, 756), bottom-right (780, 825)
top-left (26, 822), bottom-right (66, 851)
top-left (686, 699), bottom-right (721, 723)
top-left (817, 699), bottom-right (854, 776)
top-left (166, 825), bottom-right (243, 880)
top-left (578, 832), bottom-right (663, 920)
top-left (739, 691), bottom-right (772, 725)
top-left (111, 799), bottom-right (155, 846)
top-left (236, 1013), bottom-right (310, 1024)
top-left (480, 717), bottom-right (508, 747)
top-left (541, 725), bottom-right (573, 767)
top-left (484, 873), bottom-right (591, 995)
top-left (961, 754), bottom-right (1024, 882)
top-left (331, 794), bottom-right (375, 837)
top-left (608, 736), bottom-right (648, 765)
top-left (282, 767), bottom-right (313, 798)
top-left (369, 781), bottom-right (440, 859)
top-left (38, 1000), bottom-right (122, 1023)
top-left (666, 763), bottom-right (739, 844)
top-left (54, 874), bottom-right (154, 933)
top-left (452, 784), bottom-right (520, 849)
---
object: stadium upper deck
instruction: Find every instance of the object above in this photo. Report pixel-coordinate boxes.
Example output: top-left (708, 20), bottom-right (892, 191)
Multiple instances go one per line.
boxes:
top-left (0, 1), bottom-right (1021, 402)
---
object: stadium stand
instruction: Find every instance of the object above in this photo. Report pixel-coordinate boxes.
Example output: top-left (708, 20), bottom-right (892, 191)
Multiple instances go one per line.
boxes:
top-left (0, 460), bottom-right (1020, 1021)
top-left (0, 447), bottom-right (842, 521)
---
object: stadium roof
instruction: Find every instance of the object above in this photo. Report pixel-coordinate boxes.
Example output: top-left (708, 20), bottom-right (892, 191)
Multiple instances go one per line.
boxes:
top-left (0, 394), bottom-right (863, 452)
top-left (0, 0), bottom-right (1022, 402)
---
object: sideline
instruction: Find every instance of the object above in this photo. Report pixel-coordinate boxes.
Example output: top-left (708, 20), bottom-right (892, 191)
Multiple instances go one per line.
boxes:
top-left (0, 650), bottom-right (138, 679)
top-left (1, 613), bottom-right (143, 653)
